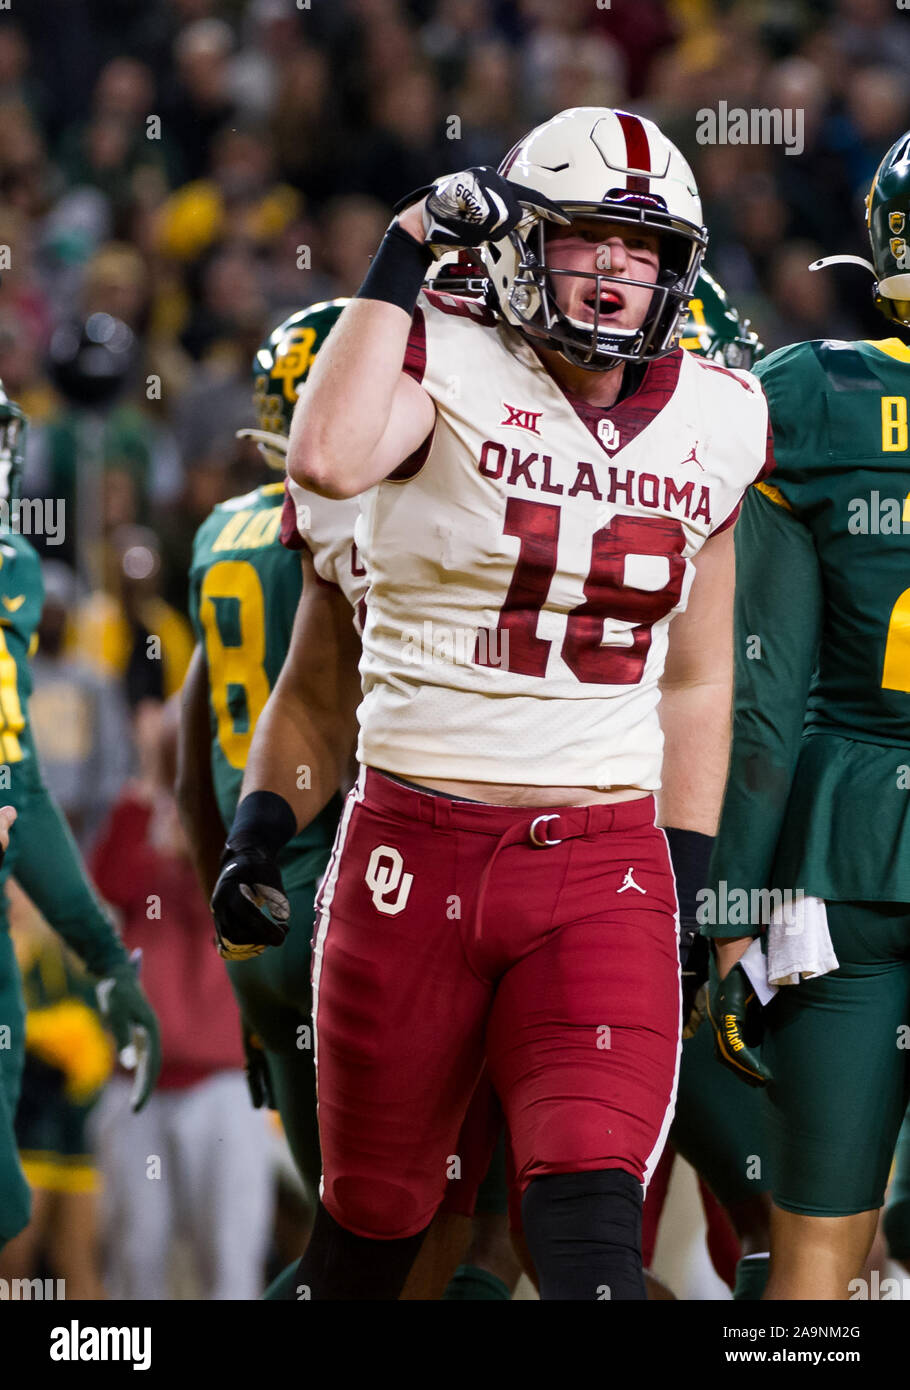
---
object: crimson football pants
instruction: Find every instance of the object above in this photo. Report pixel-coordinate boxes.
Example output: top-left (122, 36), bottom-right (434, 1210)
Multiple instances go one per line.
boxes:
top-left (312, 767), bottom-right (681, 1240)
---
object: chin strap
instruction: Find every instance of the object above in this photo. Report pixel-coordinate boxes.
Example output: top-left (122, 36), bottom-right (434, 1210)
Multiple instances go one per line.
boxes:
top-left (809, 253), bottom-right (876, 276)
top-left (236, 428), bottom-right (288, 469)
top-left (809, 251), bottom-right (910, 326)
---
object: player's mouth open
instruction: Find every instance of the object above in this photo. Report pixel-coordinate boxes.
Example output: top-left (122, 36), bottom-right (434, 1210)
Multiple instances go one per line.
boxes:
top-left (583, 287), bottom-right (624, 319)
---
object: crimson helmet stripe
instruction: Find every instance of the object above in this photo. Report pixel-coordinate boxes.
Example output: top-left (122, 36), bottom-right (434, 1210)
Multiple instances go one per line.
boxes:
top-left (499, 139), bottom-right (523, 177)
top-left (615, 111), bottom-right (651, 194)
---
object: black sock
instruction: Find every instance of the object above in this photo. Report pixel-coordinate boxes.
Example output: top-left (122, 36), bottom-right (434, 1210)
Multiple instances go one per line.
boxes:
top-left (522, 1168), bottom-right (646, 1301)
top-left (294, 1202), bottom-right (428, 1301)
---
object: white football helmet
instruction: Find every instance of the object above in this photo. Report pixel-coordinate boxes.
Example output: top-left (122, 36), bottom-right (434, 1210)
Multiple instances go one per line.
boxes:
top-left (423, 248), bottom-right (487, 298)
top-left (479, 108), bottom-right (707, 371)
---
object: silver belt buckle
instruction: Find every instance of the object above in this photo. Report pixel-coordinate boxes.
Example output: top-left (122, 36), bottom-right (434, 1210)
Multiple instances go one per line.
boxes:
top-left (529, 813), bottom-right (562, 847)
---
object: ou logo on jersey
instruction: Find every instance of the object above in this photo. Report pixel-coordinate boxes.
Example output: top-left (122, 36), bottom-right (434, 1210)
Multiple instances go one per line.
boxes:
top-left (597, 418), bottom-right (621, 452)
top-left (365, 845), bottom-right (414, 916)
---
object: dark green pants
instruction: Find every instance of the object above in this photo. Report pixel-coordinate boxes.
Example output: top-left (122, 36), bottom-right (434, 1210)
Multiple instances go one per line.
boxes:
top-left (225, 881), bottom-right (320, 1201)
top-left (0, 930), bottom-right (29, 1246)
top-left (764, 900), bottom-right (910, 1217)
top-left (671, 1005), bottom-right (771, 1209)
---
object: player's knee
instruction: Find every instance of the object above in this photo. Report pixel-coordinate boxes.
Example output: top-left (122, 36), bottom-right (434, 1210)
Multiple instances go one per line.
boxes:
top-left (522, 1168), bottom-right (645, 1300)
top-left (529, 1105), bottom-right (646, 1178)
top-left (329, 1175), bottom-right (438, 1239)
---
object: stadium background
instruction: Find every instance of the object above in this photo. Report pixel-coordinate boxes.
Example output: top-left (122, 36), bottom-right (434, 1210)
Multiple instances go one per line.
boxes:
top-left (0, 0), bottom-right (907, 1300)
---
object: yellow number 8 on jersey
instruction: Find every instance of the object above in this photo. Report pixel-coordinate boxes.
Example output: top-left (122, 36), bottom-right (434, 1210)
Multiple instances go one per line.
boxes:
top-left (0, 626), bottom-right (24, 761)
top-left (200, 560), bottom-right (271, 770)
top-left (882, 396), bottom-right (908, 452)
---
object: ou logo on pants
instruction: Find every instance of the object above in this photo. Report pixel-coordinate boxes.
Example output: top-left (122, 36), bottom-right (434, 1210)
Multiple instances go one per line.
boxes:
top-left (365, 845), bottom-right (414, 915)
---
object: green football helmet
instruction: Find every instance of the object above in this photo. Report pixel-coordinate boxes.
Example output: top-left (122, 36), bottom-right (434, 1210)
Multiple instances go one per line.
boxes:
top-left (866, 131), bottom-right (910, 325)
top-left (680, 269), bottom-right (763, 368)
top-left (237, 299), bottom-right (348, 469)
top-left (810, 129), bottom-right (910, 326)
top-left (0, 381), bottom-right (27, 506)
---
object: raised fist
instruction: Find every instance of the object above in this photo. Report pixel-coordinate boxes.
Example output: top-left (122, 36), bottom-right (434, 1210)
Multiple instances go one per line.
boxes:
top-left (398, 166), bottom-right (569, 251)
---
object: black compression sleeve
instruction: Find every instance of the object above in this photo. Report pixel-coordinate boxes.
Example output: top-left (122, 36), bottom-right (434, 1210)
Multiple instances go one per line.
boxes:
top-left (664, 826), bottom-right (714, 927)
top-left (228, 790), bottom-right (297, 856)
top-left (355, 223), bottom-right (434, 313)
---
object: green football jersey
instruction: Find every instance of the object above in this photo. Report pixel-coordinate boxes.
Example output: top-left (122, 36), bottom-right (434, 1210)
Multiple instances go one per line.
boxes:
top-left (188, 482), bottom-right (340, 890)
top-left (707, 337), bottom-right (910, 916)
top-left (0, 530), bottom-right (127, 975)
top-left (0, 529), bottom-right (46, 810)
top-left (756, 337), bottom-right (910, 743)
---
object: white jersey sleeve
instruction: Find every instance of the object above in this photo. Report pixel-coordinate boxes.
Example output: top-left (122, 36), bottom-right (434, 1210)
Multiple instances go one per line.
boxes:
top-left (354, 288), bottom-right (772, 790)
top-left (280, 481), bottom-right (367, 634)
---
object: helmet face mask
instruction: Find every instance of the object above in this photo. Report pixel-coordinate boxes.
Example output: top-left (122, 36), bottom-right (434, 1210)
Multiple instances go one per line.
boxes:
top-left (0, 385), bottom-right (27, 507)
top-left (501, 208), bottom-right (705, 371)
top-left (479, 108), bottom-right (708, 373)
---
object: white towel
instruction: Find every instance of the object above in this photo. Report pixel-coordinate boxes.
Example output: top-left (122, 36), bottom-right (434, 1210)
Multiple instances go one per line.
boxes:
top-left (766, 893), bottom-right (839, 987)
top-left (739, 937), bottom-right (777, 1005)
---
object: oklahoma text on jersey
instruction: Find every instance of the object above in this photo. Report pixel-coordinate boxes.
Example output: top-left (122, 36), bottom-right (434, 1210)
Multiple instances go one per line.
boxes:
top-left (354, 288), bottom-right (773, 791)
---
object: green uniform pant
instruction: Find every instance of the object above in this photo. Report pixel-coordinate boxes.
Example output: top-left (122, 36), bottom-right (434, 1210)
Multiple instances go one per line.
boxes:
top-left (764, 900), bottom-right (910, 1217)
top-left (0, 930), bottom-right (29, 1246)
top-left (671, 1006), bottom-right (771, 1209)
top-left (225, 881), bottom-right (320, 1201)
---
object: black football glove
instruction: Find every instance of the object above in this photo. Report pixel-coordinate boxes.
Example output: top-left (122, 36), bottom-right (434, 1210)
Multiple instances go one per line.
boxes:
top-left (681, 931), bottom-right (709, 1039)
top-left (706, 956), bottom-right (772, 1088)
top-left (242, 1023), bottom-right (276, 1110)
top-left (665, 828), bottom-right (713, 1037)
top-left (396, 165), bottom-right (569, 251)
top-left (211, 844), bottom-right (290, 962)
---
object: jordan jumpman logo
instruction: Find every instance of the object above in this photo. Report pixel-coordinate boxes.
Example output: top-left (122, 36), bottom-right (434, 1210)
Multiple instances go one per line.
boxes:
top-left (618, 867), bottom-right (646, 895)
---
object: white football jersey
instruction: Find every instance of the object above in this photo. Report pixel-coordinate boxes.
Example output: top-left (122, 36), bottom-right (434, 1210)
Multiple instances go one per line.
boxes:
top-left (280, 482), bottom-right (367, 634)
top-left (355, 288), bottom-right (772, 790)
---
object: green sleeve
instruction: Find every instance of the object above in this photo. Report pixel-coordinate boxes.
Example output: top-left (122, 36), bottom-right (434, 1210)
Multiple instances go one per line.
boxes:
top-left (750, 342), bottom-right (817, 507)
top-left (12, 725), bottom-right (130, 978)
top-left (703, 484), bottom-right (824, 936)
top-left (187, 517), bottom-right (207, 646)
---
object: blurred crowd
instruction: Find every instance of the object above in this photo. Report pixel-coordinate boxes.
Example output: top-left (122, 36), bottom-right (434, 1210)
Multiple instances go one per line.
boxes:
top-left (4, 0), bottom-right (908, 711)
top-left (0, 0), bottom-right (908, 1297)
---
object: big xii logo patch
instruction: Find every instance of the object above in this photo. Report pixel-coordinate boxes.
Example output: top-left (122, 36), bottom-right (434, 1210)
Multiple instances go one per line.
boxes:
top-left (501, 402), bottom-right (543, 436)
